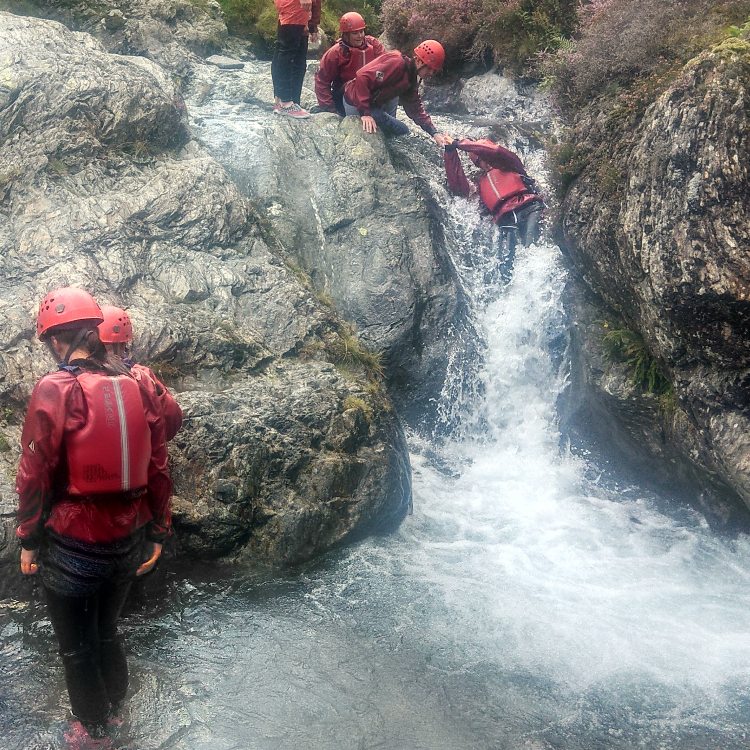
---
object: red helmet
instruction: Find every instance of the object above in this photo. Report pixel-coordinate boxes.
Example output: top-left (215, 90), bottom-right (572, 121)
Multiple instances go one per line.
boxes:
top-left (414, 40), bottom-right (446, 72)
top-left (339, 11), bottom-right (366, 33)
top-left (36, 287), bottom-right (104, 339)
top-left (98, 305), bottom-right (134, 344)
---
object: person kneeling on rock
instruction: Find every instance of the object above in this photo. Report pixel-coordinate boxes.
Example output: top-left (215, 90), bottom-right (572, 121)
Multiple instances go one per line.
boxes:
top-left (444, 138), bottom-right (545, 251)
top-left (342, 39), bottom-right (453, 144)
top-left (98, 304), bottom-right (183, 442)
top-left (314, 12), bottom-right (385, 116)
top-left (17, 287), bottom-right (172, 748)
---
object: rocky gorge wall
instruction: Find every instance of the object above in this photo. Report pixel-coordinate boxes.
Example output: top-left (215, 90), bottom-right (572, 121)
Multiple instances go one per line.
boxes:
top-left (0, 9), bottom-right (416, 591)
top-left (560, 35), bottom-right (750, 516)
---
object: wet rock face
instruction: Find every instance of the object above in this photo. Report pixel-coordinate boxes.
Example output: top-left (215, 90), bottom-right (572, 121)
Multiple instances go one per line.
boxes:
top-left (184, 61), bottom-right (470, 428)
top-left (0, 0), bottom-right (227, 70)
top-left (562, 40), bottom-right (750, 508)
top-left (171, 365), bottom-right (411, 563)
top-left (562, 281), bottom-right (749, 529)
top-left (0, 12), bottom-right (411, 587)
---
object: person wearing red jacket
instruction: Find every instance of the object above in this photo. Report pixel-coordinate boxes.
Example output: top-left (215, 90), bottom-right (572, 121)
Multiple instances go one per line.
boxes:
top-left (16, 287), bottom-right (172, 746)
top-left (314, 12), bottom-right (385, 116)
top-left (272, 0), bottom-right (322, 119)
top-left (444, 138), bottom-right (545, 249)
top-left (343, 39), bottom-right (453, 144)
top-left (97, 305), bottom-right (183, 442)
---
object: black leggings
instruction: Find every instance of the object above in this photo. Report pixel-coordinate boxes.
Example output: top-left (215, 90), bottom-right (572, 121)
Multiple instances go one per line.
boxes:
top-left (45, 581), bottom-right (133, 725)
top-left (271, 24), bottom-right (308, 104)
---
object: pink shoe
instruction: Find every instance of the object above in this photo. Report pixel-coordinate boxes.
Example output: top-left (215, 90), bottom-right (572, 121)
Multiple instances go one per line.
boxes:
top-left (64, 720), bottom-right (114, 750)
top-left (278, 102), bottom-right (310, 119)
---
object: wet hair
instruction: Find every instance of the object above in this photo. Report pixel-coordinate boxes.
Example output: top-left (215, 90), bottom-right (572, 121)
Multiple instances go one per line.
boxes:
top-left (48, 325), bottom-right (130, 376)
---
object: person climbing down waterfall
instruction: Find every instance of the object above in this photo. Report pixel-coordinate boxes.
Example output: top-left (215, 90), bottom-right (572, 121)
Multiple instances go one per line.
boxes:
top-left (343, 40), bottom-right (453, 143)
top-left (444, 138), bottom-right (545, 260)
top-left (313, 12), bottom-right (385, 116)
top-left (98, 305), bottom-right (183, 442)
top-left (16, 287), bottom-right (172, 749)
top-left (272, 0), bottom-right (321, 119)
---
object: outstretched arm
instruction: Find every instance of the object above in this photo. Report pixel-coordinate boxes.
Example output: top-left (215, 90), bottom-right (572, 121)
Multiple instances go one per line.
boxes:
top-left (444, 141), bottom-right (473, 198)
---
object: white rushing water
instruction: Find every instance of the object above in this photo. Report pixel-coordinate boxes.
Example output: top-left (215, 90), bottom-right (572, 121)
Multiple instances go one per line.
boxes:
top-left (142, 93), bottom-right (750, 749)
top-left (393, 179), bottom-right (750, 732)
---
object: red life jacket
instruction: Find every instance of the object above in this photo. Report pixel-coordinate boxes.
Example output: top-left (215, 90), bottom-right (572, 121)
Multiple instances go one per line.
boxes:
top-left (478, 169), bottom-right (529, 214)
top-left (66, 371), bottom-right (151, 494)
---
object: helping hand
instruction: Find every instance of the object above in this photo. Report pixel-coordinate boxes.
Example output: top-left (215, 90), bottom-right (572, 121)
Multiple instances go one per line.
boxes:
top-left (433, 133), bottom-right (454, 147)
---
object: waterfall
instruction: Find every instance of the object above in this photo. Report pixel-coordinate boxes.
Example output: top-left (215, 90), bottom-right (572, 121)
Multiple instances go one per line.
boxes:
top-left (4, 64), bottom-right (750, 750)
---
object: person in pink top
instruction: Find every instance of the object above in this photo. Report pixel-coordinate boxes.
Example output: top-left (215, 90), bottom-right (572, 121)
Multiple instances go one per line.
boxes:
top-left (272, 0), bottom-right (322, 119)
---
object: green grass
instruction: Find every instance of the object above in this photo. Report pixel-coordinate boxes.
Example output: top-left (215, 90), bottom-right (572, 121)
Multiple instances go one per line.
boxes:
top-left (216, 0), bottom-right (381, 48)
top-left (326, 325), bottom-right (384, 379)
top-left (601, 324), bottom-right (673, 397)
top-left (343, 394), bottom-right (373, 422)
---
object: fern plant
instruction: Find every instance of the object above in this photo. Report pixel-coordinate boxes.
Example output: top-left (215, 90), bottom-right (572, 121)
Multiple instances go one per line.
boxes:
top-left (601, 324), bottom-right (673, 397)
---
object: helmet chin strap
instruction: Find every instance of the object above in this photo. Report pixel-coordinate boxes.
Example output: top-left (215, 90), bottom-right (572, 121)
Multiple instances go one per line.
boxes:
top-left (65, 328), bottom-right (92, 364)
top-left (49, 328), bottom-right (91, 366)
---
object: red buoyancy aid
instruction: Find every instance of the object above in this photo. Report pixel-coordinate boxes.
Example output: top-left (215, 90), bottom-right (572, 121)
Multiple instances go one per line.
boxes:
top-left (66, 371), bottom-right (151, 494)
top-left (478, 169), bottom-right (529, 214)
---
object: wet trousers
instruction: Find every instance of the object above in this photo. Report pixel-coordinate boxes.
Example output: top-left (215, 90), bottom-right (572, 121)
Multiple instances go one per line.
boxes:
top-left (40, 531), bottom-right (144, 726)
top-left (271, 24), bottom-right (309, 104)
top-left (45, 581), bottom-right (133, 726)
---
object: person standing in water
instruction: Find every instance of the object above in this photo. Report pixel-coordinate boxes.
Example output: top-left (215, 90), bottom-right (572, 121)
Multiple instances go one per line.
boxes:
top-left (97, 304), bottom-right (183, 442)
top-left (16, 287), bottom-right (172, 748)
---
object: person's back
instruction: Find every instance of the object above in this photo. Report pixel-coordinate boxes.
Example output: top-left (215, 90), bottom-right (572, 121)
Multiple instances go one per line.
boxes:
top-left (97, 304), bottom-right (183, 442)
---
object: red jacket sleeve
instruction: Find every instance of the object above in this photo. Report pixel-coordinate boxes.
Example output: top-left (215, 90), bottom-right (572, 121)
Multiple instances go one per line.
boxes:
top-left (144, 366), bottom-right (183, 442)
top-left (444, 147), bottom-right (473, 198)
top-left (456, 139), bottom-right (527, 175)
top-left (348, 66), bottom-right (376, 117)
top-left (137, 377), bottom-right (173, 542)
top-left (400, 89), bottom-right (436, 135)
top-left (315, 46), bottom-right (339, 111)
top-left (16, 373), bottom-right (82, 549)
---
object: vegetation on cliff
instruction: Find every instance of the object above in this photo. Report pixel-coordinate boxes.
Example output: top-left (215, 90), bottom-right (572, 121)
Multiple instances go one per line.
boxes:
top-left (217, 0), bottom-right (382, 48)
top-left (544, 0), bottom-right (750, 193)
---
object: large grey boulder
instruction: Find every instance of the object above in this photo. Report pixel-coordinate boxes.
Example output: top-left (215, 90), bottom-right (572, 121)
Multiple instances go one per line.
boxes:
top-left (561, 39), bottom-right (750, 509)
top-left (0, 0), bottom-right (227, 71)
top-left (185, 61), bottom-right (472, 427)
top-left (0, 12), bottom-right (410, 591)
